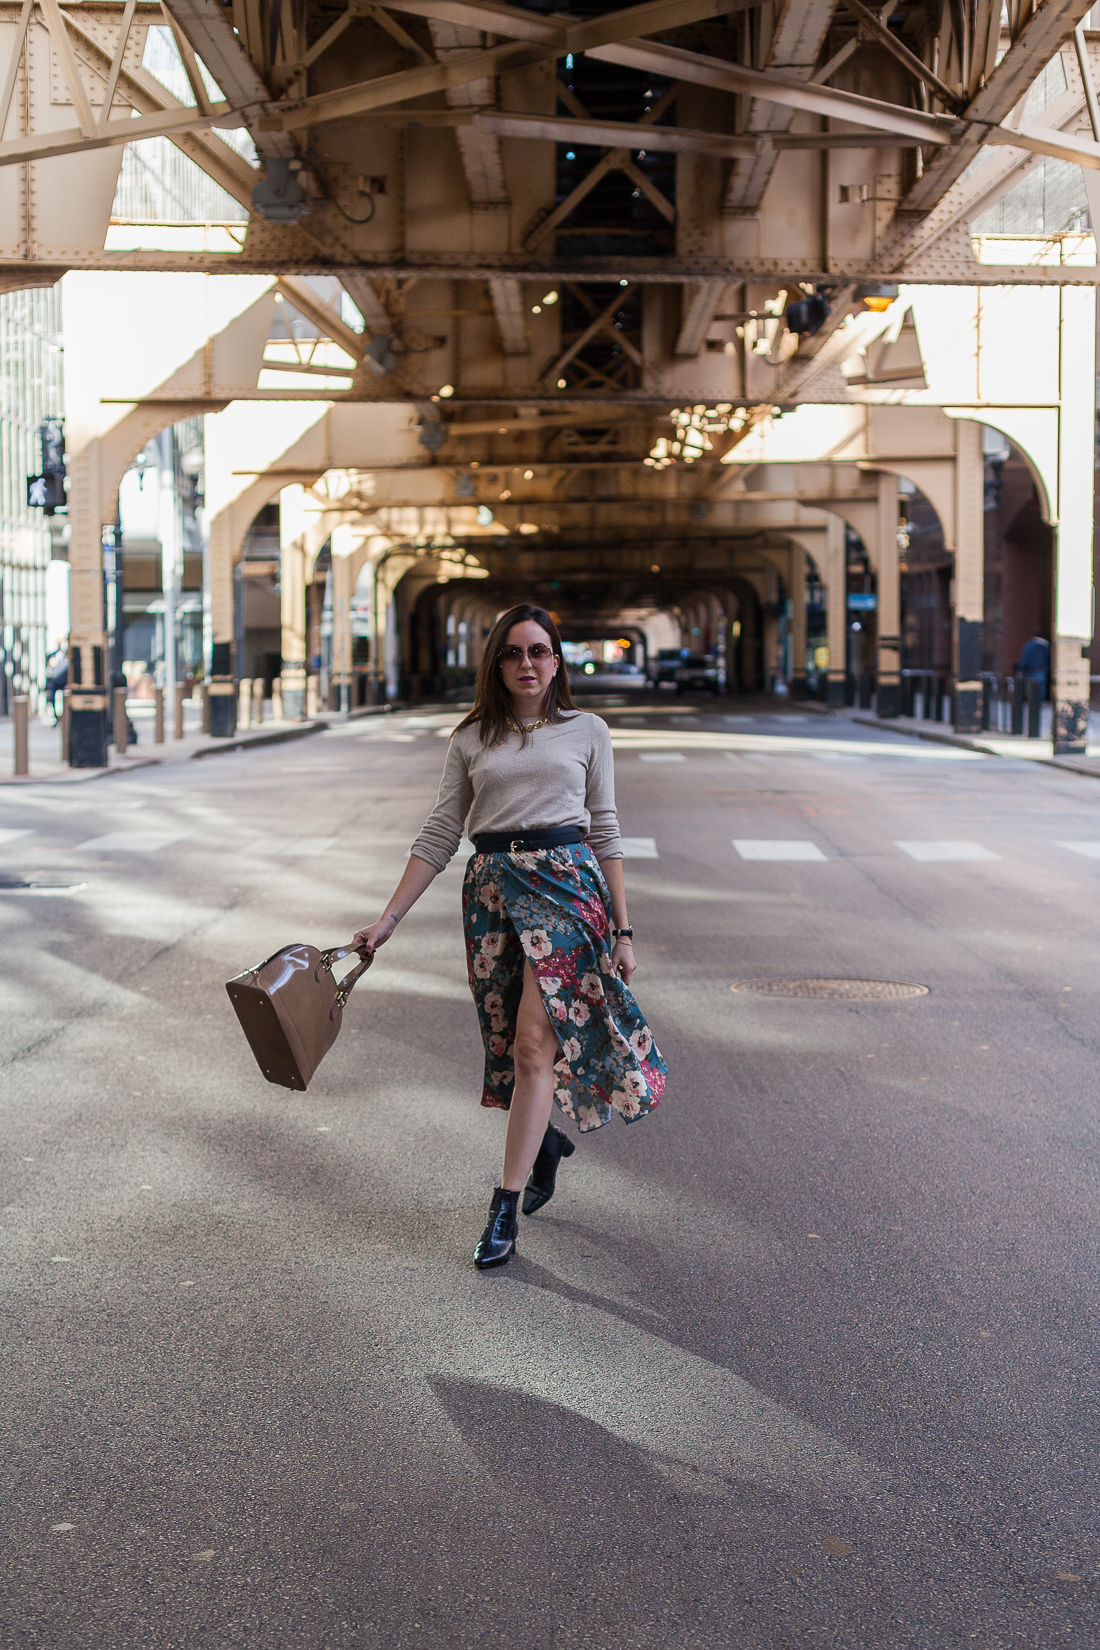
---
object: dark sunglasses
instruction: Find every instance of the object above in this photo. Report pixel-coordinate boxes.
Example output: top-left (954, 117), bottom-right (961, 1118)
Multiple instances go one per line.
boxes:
top-left (498, 643), bottom-right (556, 663)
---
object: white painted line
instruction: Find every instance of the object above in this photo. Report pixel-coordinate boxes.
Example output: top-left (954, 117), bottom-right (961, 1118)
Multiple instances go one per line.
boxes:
top-left (1058, 841), bottom-right (1100, 858)
top-left (283, 837), bottom-right (336, 857)
top-left (244, 837), bottom-right (295, 856)
top-left (733, 840), bottom-right (827, 861)
top-left (638, 752), bottom-right (686, 763)
top-left (244, 837), bottom-right (335, 857)
top-left (0, 828), bottom-right (33, 845)
top-left (76, 832), bottom-right (186, 853)
top-left (611, 729), bottom-right (983, 760)
top-left (813, 751), bottom-right (866, 764)
top-left (620, 837), bottom-right (659, 858)
top-left (896, 840), bottom-right (1000, 861)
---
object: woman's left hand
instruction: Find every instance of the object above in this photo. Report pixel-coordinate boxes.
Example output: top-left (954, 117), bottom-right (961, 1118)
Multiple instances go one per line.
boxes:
top-left (611, 938), bottom-right (636, 985)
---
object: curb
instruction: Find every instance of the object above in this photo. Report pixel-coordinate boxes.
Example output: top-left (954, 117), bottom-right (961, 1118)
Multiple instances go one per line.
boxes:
top-left (849, 712), bottom-right (1004, 755)
top-left (190, 720), bottom-right (330, 759)
top-left (848, 711), bottom-right (1100, 774)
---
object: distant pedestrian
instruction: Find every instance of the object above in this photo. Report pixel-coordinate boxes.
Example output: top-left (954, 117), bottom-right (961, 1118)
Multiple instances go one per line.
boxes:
top-left (1016, 633), bottom-right (1050, 696)
top-left (45, 649), bottom-right (67, 723)
top-left (352, 602), bottom-right (667, 1269)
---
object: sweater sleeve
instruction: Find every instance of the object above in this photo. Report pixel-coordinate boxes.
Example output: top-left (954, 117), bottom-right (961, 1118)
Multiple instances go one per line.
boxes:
top-left (409, 732), bottom-right (474, 871)
top-left (585, 716), bottom-right (622, 860)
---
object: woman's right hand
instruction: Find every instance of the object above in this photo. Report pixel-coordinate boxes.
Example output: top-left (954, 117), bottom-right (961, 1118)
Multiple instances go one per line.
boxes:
top-left (352, 913), bottom-right (398, 955)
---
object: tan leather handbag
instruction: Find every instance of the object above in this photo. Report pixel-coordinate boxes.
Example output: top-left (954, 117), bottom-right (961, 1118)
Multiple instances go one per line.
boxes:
top-left (225, 943), bottom-right (373, 1091)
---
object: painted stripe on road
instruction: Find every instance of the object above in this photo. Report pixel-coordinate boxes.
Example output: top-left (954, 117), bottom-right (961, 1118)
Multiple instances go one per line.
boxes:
top-left (896, 841), bottom-right (1000, 862)
top-left (244, 837), bottom-right (337, 857)
top-left (76, 833), bottom-right (186, 853)
top-left (620, 837), bottom-right (659, 858)
top-left (1058, 841), bottom-right (1100, 858)
top-left (734, 840), bottom-right (827, 862)
top-left (0, 828), bottom-right (34, 845)
top-left (638, 752), bottom-right (686, 763)
top-left (610, 729), bottom-right (983, 760)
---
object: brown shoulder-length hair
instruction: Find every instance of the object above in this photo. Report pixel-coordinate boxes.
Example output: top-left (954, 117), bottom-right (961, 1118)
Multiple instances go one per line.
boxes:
top-left (454, 603), bottom-right (578, 747)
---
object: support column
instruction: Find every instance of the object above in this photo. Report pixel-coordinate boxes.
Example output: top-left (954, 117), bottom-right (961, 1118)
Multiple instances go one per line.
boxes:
top-left (952, 418), bottom-right (985, 734)
top-left (1052, 286), bottom-right (1096, 754)
top-left (874, 471), bottom-right (901, 718)
top-left (206, 491), bottom-right (237, 737)
top-left (821, 514), bottom-right (847, 707)
top-left (789, 542), bottom-right (807, 698)
top-left (280, 532), bottom-right (307, 721)
top-left (66, 429), bottom-right (109, 767)
top-left (330, 527), bottom-right (356, 714)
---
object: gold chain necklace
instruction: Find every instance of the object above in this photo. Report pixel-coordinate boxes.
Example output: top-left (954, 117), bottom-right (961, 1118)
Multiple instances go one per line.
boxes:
top-left (507, 713), bottom-right (549, 734)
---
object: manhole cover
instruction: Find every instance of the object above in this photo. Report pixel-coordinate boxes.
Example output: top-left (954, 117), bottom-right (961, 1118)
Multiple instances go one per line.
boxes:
top-left (731, 978), bottom-right (929, 1000)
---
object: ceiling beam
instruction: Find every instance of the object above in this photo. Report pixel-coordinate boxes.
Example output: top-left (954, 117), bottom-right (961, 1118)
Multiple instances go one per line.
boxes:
top-left (588, 38), bottom-right (960, 143)
top-left (902, 0), bottom-right (1097, 210)
top-left (257, 0), bottom-right (756, 130)
top-left (347, 108), bottom-right (912, 149)
top-left (161, 0), bottom-right (298, 156)
top-left (0, 102), bottom-right (240, 167)
top-left (276, 277), bottom-right (367, 358)
top-left (382, 0), bottom-right (755, 48)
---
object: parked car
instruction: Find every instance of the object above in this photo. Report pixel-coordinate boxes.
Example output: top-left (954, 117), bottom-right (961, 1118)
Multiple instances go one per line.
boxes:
top-left (675, 654), bottom-right (720, 694)
top-left (650, 648), bottom-right (685, 687)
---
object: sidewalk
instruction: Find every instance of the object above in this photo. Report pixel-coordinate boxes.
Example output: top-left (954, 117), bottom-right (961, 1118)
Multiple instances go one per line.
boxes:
top-left (847, 709), bottom-right (1100, 779)
top-left (0, 696), bottom-right (335, 784)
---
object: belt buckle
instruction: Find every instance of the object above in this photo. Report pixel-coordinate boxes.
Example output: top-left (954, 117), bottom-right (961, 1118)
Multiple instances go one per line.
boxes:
top-left (510, 837), bottom-right (523, 853)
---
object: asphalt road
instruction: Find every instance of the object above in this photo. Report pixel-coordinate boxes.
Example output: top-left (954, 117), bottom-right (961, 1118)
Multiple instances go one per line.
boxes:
top-left (3, 702), bottom-right (1100, 1649)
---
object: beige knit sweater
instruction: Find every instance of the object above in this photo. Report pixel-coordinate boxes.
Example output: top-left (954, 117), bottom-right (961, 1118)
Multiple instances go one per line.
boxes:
top-left (409, 712), bottom-right (622, 871)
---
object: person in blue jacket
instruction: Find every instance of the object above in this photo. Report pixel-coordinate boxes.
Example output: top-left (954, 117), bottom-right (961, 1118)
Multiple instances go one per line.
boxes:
top-left (1016, 634), bottom-right (1050, 696)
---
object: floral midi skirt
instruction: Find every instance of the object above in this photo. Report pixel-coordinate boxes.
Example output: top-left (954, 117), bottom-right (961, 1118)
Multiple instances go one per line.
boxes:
top-left (461, 842), bottom-right (668, 1132)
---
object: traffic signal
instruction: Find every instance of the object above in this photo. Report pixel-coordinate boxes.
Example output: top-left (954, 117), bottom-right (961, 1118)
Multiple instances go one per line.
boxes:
top-left (27, 419), bottom-right (66, 514)
top-left (27, 472), bottom-right (65, 514)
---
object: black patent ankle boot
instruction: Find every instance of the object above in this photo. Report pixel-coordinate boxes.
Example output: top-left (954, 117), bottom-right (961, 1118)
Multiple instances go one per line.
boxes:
top-left (522, 1124), bottom-right (576, 1216)
top-left (473, 1186), bottom-right (520, 1269)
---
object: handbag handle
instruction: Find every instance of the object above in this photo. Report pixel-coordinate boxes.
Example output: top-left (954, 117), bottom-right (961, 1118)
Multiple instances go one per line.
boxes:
top-left (317, 945), bottom-right (375, 1015)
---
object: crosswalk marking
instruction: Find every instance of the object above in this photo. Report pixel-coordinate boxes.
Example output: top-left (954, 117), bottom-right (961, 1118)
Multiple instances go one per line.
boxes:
top-left (638, 752), bottom-right (686, 763)
top-left (734, 840), bottom-right (827, 861)
top-left (76, 832), bottom-right (186, 853)
top-left (620, 837), bottom-right (659, 859)
top-left (1058, 842), bottom-right (1100, 859)
top-left (896, 840), bottom-right (1000, 862)
top-left (244, 837), bottom-right (336, 857)
top-left (0, 828), bottom-right (33, 846)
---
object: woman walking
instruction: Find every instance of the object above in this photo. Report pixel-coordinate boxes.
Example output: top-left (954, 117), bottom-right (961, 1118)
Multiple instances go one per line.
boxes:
top-left (352, 603), bottom-right (667, 1268)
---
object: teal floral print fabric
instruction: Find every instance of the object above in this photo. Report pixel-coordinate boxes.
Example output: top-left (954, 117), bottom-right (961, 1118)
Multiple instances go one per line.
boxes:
top-left (461, 843), bottom-right (667, 1132)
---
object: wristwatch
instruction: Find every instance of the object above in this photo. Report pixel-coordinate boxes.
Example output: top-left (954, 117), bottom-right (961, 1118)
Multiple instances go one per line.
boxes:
top-left (612, 927), bottom-right (634, 940)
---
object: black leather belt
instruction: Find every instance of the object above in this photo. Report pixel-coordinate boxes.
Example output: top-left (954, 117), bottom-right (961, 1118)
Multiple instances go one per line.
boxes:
top-left (472, 826), bottom-right (586, 854)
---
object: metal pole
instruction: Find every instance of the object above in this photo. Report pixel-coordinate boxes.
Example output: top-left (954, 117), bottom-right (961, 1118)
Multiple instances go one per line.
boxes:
top-left (174, 680), bottom-right (185, 739)
top-left (1027, 676), bottom-right (1042, 739)
top-left (160, 429), bottom-right (180, 738)
top-left (60, 688), bottom-right (70, 761)
top-left (113, 685), bottom-right (128, 754)
top-left (13, 694), bottom-right (28, 776)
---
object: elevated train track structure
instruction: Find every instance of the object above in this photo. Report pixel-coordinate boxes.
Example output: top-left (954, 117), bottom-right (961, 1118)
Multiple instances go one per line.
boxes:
top-left (2, 0), bottom-right (1098, 754)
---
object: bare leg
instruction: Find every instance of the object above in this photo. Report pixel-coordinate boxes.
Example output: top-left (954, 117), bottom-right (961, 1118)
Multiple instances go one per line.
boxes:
top-left (501, 961), bottom-right (559, 1192)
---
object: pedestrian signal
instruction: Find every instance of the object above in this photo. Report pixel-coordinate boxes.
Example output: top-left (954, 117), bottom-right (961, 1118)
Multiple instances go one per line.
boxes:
top-left (27, 473), bottom-right (66, 514)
